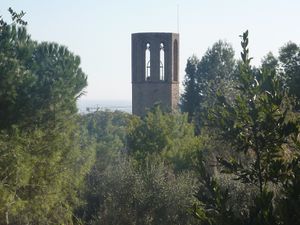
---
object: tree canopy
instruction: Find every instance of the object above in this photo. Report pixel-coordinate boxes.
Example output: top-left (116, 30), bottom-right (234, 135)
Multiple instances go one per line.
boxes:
top-left (193, 30), bottom-right (300, 225)
top-left (181, 40), bottom-right (237, 133)
top-left (0, 21), bottom-right (94, 224)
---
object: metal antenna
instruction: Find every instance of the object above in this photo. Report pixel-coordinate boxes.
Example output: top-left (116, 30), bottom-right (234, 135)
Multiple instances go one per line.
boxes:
top-left (177, 4), bottom-right (179, 33)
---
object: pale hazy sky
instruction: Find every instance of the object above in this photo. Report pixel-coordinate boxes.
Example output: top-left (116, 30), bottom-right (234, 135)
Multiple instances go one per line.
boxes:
top-left (1, 0), bottom-right (300, 101)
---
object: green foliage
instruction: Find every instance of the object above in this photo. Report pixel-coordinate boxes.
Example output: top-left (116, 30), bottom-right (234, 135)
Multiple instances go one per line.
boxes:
top-left (84, 110), bottom-right (130, 143)
top-left (76, 110), bottom-right (131, 222)
top-left (209, 30), bottom-right (298, 191)
top-left (0, 8), bottom-right (27, 31)
top-left (0, 22), bottom-right (94, 224)
top-left (0, 25), bottom-right (35, 129)
top-left (127, 106), bottom-right (201, 171)
top-left (193, 30), bottom-right (300, 225)
top-left (83, 110), bottom-right (131, 170)
top-left (181, 55), bottom-right (200, 122)
top-left (279, 42), bottom-right (300, 109)
top-left (0, 24), bottom-right (87, 129)
top-left (78, 109), bottom-right (201, 225)
top-left (87, 157), bottom-right (198, 225)
top-left (276, 153), bottom-right (300, 225)
top-left (0, 122), bottom-right (95, 224)
top-left (261, 52), bottom-right (278, 72)
top-left (181, 41), bottom-right (236, 133)
top-left (192, 145), bottom-right (259, 225)
top-left (193, 159), bottom-right (241, 225)
top-left (2, 10), bottom-right (300, 224)
top-left (197, 40), bottom-right (236, 98)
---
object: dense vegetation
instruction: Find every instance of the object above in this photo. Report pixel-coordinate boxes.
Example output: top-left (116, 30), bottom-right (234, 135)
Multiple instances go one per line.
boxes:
top-left (1, 9), bottom-right (299, 225)
top-left (182, 31), bottom-right (300, 225)
top-left (0, 11), bottom-right (95, 224)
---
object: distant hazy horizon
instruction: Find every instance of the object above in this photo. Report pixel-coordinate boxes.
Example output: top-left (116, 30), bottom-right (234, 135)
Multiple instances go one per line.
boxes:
top-left (77, 99), bottom-right (132, 114)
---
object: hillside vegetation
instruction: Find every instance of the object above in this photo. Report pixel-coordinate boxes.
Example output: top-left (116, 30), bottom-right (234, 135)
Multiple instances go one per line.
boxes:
top-left (0, 11), bottom-right (300, 225)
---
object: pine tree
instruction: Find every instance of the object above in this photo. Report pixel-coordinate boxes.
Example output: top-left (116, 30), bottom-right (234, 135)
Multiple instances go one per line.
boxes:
top-left (181, 55), bottom-right (200, 122)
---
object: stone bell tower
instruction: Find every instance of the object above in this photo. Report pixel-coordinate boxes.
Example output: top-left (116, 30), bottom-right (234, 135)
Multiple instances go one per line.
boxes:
top-left (131, 32), bottom-right (179, 116)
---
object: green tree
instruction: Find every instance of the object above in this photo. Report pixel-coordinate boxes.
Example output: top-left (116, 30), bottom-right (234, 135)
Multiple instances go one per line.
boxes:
top-left (76, 110), bottom-right (132, 222)
top-left (0, 120), bottom-right (95, 225)
top-left (88, 157), bottom-right (198, 225)
top-left (181, 41), bottom-right (236, 133)
top-left (279, 42), bottom-right (300, 109)
top-left (261, 52), bottom-right (278, 72)
top-left (196, 41), bottom-right (236, 128)
top-left (127, 107), bottom-right (201, 172)
top-left (196, 40), bottom-right (236, 101)
top-left (76, 110), bottom-right (200, 225)
top-left (0, 7), bottom-right (27, 31)
top-left (0, 25), bottom-right (35, 129)
top-left (0, 23), bottom-right (87, 130)
top-left (0, 22), bottom-right (94, 224)
top-left (181, 55), bottom-right (200, 122)
top-left (200, 30), bottom-right (300, 225)
top-left (276, 150), bottom-right (300, 225)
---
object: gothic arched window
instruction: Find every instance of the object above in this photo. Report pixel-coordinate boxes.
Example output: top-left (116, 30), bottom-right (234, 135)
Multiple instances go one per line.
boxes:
top-left (173, 40), bottom-right (178, 82)
top-left (145, 43), bottom-right (151, 81)
top-left (160, 43), bottom-right (165, 81)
